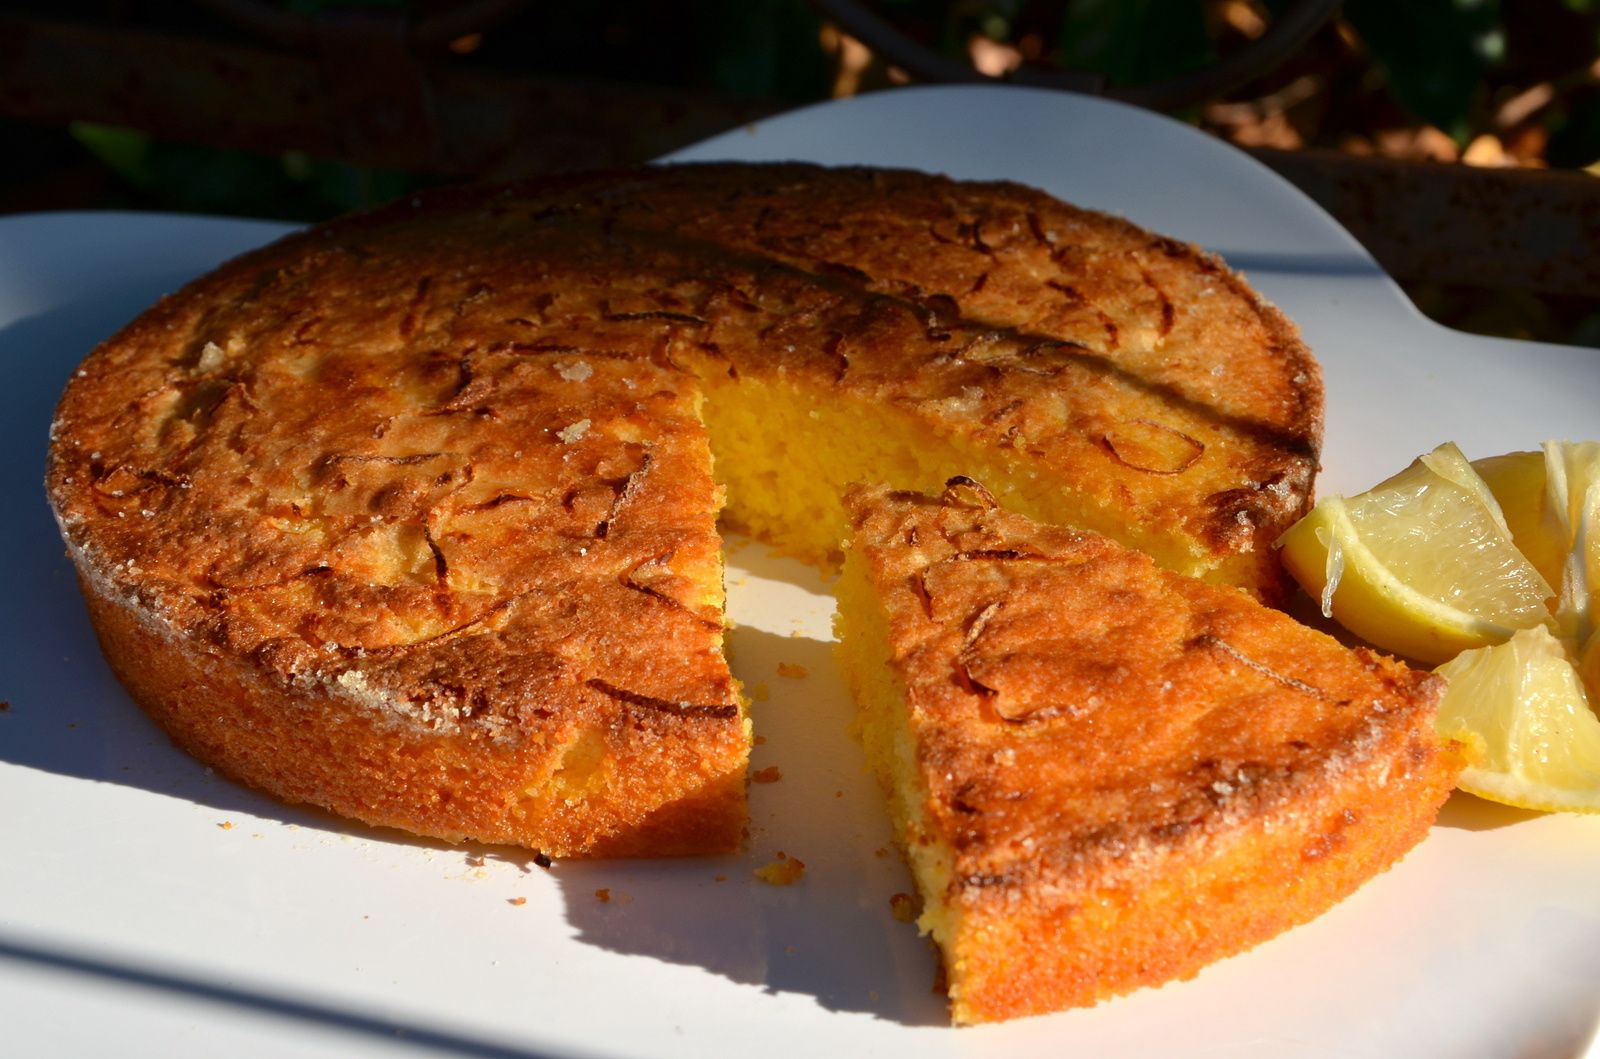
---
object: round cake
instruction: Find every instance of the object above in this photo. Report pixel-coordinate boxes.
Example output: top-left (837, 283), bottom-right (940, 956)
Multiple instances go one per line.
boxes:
top-left (45, 163), bottom-right (1322, 856)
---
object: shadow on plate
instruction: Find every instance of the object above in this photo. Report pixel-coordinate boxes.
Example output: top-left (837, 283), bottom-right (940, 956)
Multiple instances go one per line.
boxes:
top-left (549, 624), bottom-right (947, 1027)
top-left (1204, 250), bottom-right (1388, 279)
top-left (0, 933), bottom-right (565, 1059)
top-left (1433, 790), bottom-right (1546, 831)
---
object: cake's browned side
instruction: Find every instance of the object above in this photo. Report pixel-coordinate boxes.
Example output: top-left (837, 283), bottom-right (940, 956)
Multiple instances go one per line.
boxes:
top-left (81, 583), bottom-right (742, 855)
top-left (842, 482), bottom-right (1460, 1023)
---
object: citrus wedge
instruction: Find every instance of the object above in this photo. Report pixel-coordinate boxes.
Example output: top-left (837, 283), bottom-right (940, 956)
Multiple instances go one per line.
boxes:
top-left (1472, 450), bottom-right (1564, 587)
top-left (1475, 442), bottom-right (1600, 645)
top-left (1544, 442), bottom-right (1600, 645)
top-left (1434, 625), bottom-right (1600, 813)
top-left (1279, 442), bottom-right (1554, 665)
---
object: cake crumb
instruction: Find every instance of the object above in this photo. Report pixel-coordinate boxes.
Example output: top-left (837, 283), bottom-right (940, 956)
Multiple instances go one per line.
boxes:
top-left (752, 766), bottom-right (783, 784)
top-left (785, 945), bottom-right (799, 954)
top-left (889, 892), bottom-right (919, 923)
top-left (748, 682), bottom-right (770, 702)
top-left (776, 662), bottom-right (808, 679)
top-left (0, 700), bottom-right (10, 712)
top-left (713, 874), bottom-right (728, 882)
top-left (834, 790), bottom-right (844, 798)
top-left (753, 734), bottom-right (767, 746)
top-left (217, 821), bottom-right (233, 830)
top-left (556, 418), bottom-right (591, 443)
top-left (508, 896), bottom-right (527, 906)
top-left (874, 847), bottom-right (888, 859)
top-left (594, 888), bottom-right (611, 903)
top-left (755, 852), bottom-right (806, 885)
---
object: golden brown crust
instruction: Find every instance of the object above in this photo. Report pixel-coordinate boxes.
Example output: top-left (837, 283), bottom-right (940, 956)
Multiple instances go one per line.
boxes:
top-left (47, 162), bottom-right (1324, 856)
top-left (48, 214), bottom-right (751, 856)
top-left (842, 480), bottom-right (1460, 1022)
top-left (433, 162), bottom-right (1323, 598)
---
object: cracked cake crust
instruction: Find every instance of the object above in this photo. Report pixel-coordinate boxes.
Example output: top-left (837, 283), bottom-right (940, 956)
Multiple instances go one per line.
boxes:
top-left (47, 163), bottom-right (1324, 856)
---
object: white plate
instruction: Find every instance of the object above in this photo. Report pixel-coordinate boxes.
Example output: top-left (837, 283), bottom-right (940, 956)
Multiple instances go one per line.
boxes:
top-left (3, 86), bottom-right (1598, 1058)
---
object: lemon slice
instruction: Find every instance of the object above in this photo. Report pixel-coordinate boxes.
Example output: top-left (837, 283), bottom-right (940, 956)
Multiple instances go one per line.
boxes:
top-left (1472, 450), bottom-right (1564, 587)
top-left (1544, 442), bottom-right (1600, 645)
top-left (1434, 626), bottom-right (1600, 812)
top-left (1279, 442), bottom-right (1554, 664)
top-left (1475, 442), bottom-right (1600, 645)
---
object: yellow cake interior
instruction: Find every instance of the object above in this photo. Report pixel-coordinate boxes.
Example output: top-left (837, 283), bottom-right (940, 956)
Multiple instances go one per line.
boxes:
top-left (696, 368), bottom-right (1235, 585)
top-left (832, 544), bottom-right (964, 992)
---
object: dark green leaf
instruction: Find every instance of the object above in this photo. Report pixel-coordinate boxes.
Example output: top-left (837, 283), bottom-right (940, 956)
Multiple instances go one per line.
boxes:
top-left (1546, 88), bottom-right (1600, 168)
top-left (1344, 0), bottom-right (1504, 141)
top-left (68, 124), bottom-right (152, 189)
top-left (708, 0), bottom-right (830, 100)
top-left (1055, 0), bottom-right (1212, 88)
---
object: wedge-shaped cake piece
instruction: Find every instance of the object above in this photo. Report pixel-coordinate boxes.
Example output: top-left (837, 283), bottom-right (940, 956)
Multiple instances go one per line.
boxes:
top-left (836, 479), bottom-right (1460, 1023)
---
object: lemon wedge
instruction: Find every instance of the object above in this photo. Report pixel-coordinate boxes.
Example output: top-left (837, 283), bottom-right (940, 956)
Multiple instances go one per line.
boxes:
top-left (1472, 450), bottom-right (1564, 587)
top-left (1434, 626), bottom-right (1600, 813)
top-left (1279, 442), bottom-right (1555, 665)
top-left (1544, 442), bottom-right (1600, 645)
top-left (1475, 442), bottom-right (1600, 645)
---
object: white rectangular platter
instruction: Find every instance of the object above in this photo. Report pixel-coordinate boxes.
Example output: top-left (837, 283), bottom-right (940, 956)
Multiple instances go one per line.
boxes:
top-left (2, 85), bottom-right (1597, 1058)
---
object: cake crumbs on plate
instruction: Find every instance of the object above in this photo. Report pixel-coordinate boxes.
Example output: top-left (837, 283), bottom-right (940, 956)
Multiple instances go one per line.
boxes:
top-left (508, 896), bottom-right (527, 906)
top-left (594, 888), bottom-right (611, 903)
top-left (755, 851), bottom-right (806, 885)
top-left (752, 766), bottom-right (783, 784)
top-left (776, 662), bottom-right (808, 679)
top-left (748, 682), bottom-right (770, 702)
top-left (217, 821), bottom-right (233, 830)
top-left (889, 892), bottom-right (919, 923)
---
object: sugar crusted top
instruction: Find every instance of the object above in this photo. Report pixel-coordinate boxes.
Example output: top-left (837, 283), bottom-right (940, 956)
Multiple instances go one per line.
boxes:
top-left (844, 478), bottom-right (1449, 903)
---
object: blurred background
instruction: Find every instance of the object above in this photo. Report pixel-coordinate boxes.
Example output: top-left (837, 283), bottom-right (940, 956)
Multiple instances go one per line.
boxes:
top-left (1, 0), bottom-right (1596, 346)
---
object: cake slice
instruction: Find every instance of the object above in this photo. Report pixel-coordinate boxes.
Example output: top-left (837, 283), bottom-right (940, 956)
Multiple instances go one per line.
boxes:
top-left (835, 478), bottom-right (1461, 1023)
